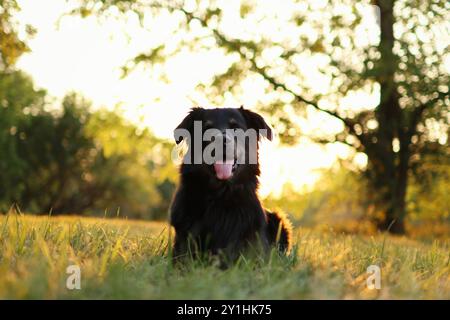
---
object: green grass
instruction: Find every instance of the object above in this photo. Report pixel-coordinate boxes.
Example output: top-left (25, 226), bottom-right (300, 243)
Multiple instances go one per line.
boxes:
top-left (0, 214), bottom-right (448, 299)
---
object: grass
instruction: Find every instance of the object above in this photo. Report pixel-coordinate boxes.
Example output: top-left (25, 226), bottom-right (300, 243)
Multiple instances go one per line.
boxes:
top-left (0, 213), bottom-right (448, 299)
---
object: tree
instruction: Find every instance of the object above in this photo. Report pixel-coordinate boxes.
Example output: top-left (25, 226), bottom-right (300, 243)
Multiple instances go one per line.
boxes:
top-left (2, 92), bottom-right (176, 218)
top-left (74, 0), bottom-right (449, 233)
top-left (0, 71), bottom-right (46, 208)
top-left (0, 1), bottom-right (177, 218)
top-left (0, 0), bottom-right (44, 205)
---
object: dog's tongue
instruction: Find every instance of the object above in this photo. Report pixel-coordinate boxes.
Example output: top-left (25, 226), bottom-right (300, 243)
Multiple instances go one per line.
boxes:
top-left (214, 160), bottom-right (234, 180)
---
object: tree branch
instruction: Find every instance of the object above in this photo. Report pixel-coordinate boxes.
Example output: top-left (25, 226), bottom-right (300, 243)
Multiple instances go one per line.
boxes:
top-left (312, 136), bottom-right (361, 150)
top-left (176, 7), bottom-right (372, 148)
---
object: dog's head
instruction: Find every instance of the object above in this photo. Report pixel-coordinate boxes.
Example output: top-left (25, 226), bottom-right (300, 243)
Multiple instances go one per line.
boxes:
top-left (174, 107), bottom-right (272, 183)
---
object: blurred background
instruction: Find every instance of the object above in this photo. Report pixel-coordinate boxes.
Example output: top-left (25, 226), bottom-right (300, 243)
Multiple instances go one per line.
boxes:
top-left (0, 0), bottom-right (448, 237)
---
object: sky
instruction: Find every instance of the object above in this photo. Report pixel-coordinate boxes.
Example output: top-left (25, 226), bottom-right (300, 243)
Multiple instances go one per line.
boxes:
top-left (14, 0), bottom-right (368, 197)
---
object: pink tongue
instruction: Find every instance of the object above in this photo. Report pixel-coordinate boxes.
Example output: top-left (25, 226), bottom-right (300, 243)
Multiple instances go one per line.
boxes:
top-left (214, 160), bottom-right (234, 180)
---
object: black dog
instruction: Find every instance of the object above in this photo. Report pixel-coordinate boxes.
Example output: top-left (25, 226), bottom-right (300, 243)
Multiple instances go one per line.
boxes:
top-left (170, 107), bottom-right (292, 263)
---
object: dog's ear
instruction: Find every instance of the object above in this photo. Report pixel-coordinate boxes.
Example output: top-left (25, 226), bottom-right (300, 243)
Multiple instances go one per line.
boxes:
top-left (239, 106), bottom-right (273, 141)
top-left (174, 107), bottom-right (204, 144)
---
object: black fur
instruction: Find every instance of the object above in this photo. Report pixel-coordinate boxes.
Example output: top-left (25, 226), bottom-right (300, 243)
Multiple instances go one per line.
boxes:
top-left (170, 107), bottom-right (292, 263)
top-left (266, 211), bottom-right (292, 252)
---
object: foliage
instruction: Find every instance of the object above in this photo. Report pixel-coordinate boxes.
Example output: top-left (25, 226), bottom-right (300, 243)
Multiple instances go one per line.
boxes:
top-left (265, 167), bottom-right (368, 226)
top-left (408, 151), bottom-right (450, 222)
top-left (0, 73), bottom-right (177, 219)
top-left (72, 0), bottom-right (449, 144)
top-left (0, 214), bottom-right (448, 299)
top-left (0, 71), bottom-right (46, 204)
top-left (0, 0), bottom-right (36, 69)
top-left (265, 163), bottom-right (450, 238)
top-left (83, 105), bottom-right (178, 219)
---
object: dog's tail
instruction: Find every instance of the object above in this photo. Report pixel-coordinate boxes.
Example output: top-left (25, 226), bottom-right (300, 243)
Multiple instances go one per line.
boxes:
top-left (266, 210), bottom-right (293, 253)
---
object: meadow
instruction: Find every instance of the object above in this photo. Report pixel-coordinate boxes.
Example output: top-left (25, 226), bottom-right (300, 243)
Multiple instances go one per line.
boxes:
top-left (0, 214), bottom-right (448, 299)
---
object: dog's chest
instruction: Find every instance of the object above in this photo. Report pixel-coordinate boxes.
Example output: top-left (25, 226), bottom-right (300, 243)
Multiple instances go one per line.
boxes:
top-left (191, 193), bottom-right (264, 244)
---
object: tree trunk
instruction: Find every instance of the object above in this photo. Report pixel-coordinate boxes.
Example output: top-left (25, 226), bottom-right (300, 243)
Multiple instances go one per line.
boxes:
top-left (370, 0), bottom-right (407, 234)
top-left (368, 148), bottom-right (407, 235)
top-left (375, 167), bottom-right (407, 234)
top-left (375, 172), bottom-right (407, 233)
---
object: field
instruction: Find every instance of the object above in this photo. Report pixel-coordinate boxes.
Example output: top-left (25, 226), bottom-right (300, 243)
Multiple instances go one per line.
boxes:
top-left (0, 214), bottom-right (448, 299)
